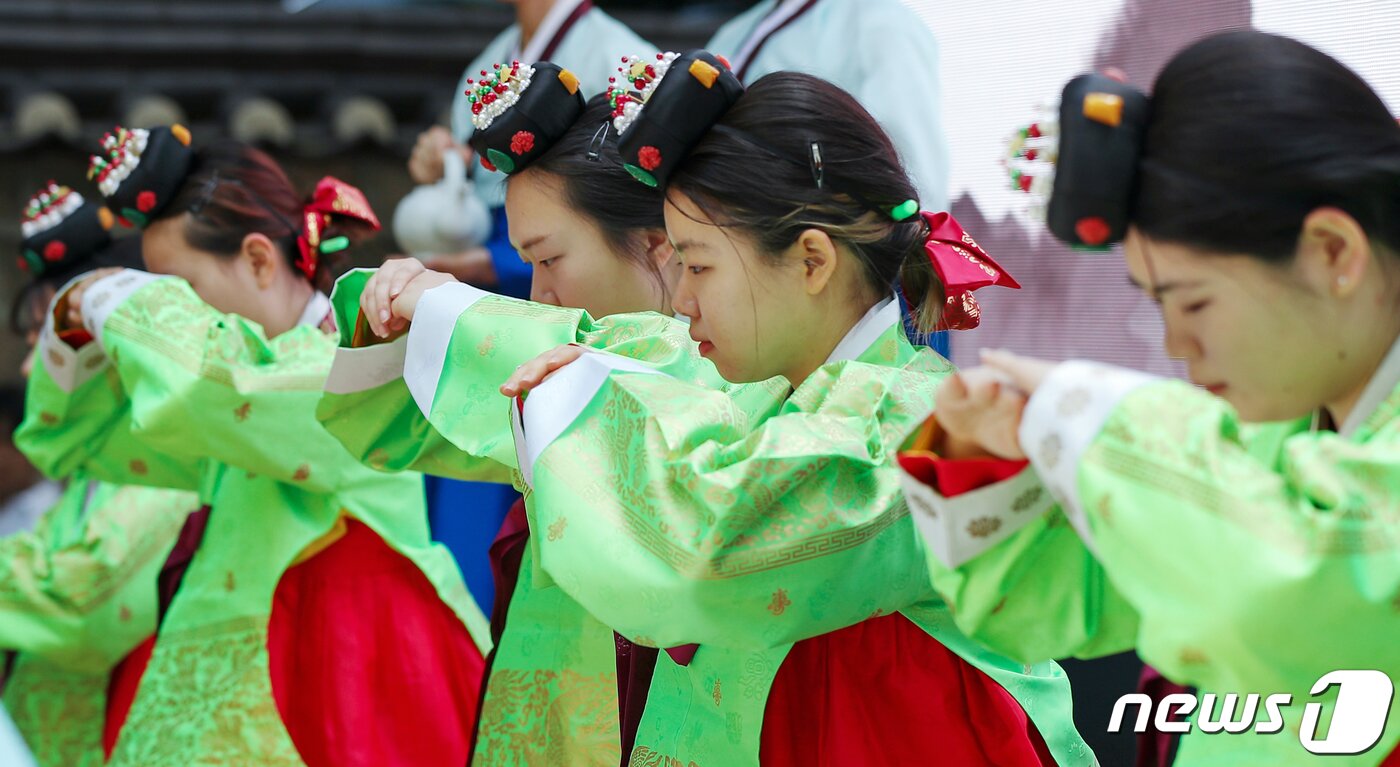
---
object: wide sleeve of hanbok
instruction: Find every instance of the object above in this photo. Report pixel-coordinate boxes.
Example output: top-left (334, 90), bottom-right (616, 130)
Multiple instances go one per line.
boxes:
top-left (0, 480), bottom-right (195, 671)
top-left (17, 270), bottom-right (367, 495)
top-left (317, 271), bottom-right (731, 484)
top-left (913, 359), bottom-right (1400, 696)
top-left (519, 349), bottom-right (949, 650)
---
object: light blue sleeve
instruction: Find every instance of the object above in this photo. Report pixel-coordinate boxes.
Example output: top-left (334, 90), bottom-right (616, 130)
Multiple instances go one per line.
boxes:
top-left (854, 0), bottom-right (949, 211)
top-left (703, 1), bottom-right (769, 58)
top-left (450, 28), bottom-right (517, 144)
top-left (0, 705), bottom-right (36, 767)
top-left (552, 10), bottom-right (654, 100)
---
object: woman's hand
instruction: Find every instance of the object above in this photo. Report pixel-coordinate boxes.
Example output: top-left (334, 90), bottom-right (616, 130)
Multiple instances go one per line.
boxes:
top-left (61, 267), bottom-right (125, 329)
top-left (387, 270), bottom-right (458, 334)
top-left (408, 127), bottom-right (473, 186)
top-left (978, 349), bottom-right (1055, 397)
top-left (500, 344), bottom-right (586, 398)
top-left (360, 257), bottom-right (444, 338)
top-left (933, 366), bottom-right (1030, 460)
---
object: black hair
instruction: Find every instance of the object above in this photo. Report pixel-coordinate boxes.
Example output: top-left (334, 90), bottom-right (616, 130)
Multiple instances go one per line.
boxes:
top-left (665, 72), bottom-right (940, 331)
top-left (1135, 31), bottom-right (1400, 260)
top-left (153, 141), bottom-right (375, 292)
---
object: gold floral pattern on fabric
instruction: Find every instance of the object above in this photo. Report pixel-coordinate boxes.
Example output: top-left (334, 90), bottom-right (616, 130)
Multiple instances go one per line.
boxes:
top-left (1095, 494), bottom-right (1114, 526)
top-left (628, 747), bottom-right (701, 767)
top-left (474, 297), bottom-right (586, 326)
top-left (547, 517), bottom-right (568, 541)
top-left (1091, 442), bottom-right (1400, 556)
top-left (3, 656), bottom-right (106, 767)
top-left (1011, 486), bottom-right (1044, 513)
top-left (107, 616), bottom-right (304, 767)
top-left (473, 668), bottom-right (620, 767)
top-left (0, 483), bottom-right (190, 616)
top-left (1057, 387), bottom-right (1092, 417)
top-left (1178, 648), bottom-right (1209, 666)
top-left (103, 280), bottom-right (333, 394)
top-left (539, 363), bottom-right (927, 580)
top-left (967, 516), bottom-right (1003, 538)
top-left (766, 588), bottom-right (790, 615)
top-left (1039, 433), bottom-right (1062, 469)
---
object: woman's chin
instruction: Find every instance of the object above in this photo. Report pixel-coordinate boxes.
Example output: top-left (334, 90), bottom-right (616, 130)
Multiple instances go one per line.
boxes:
top-left (1229, 393), bottom-right (1313, 425)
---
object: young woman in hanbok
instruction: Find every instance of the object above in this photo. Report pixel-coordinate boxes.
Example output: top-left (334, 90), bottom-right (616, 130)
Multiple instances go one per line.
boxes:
top-left (896, 31), bottom-right (1400, 766)
top-left (391, 52), bottom-right (1094, 765)
top-left (15, 128), bottom-right (487, 767)
top-left (322, 64), bottom-right (764, 766)
top-left (3, 188), bottom-right (195, 767)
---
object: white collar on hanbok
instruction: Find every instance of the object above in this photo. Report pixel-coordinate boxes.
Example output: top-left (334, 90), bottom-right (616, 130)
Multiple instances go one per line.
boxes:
top-left (1338, 331), bottom-right (1400, 438)
top-left (512, 0), bottom-right (590, 63)
top-left (731, 0), bottom-right (819, 73)
top-left (296, 291), bottom-right (333, 330)
top-left (824, 295), bottom-right (899, 365)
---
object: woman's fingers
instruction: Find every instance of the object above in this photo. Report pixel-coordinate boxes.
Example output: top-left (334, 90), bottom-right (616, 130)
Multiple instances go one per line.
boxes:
top-left (499, 345), bottom-right (586, 397)
top-left (364, 259), bottom-right (426, 337)
top-left (61, 268), bottom-right (122, 329)
top-left (979, 349), bottom-right (1055, 395)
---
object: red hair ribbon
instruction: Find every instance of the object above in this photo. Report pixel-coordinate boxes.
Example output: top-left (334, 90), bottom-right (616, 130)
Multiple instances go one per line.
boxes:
top-left (296, 177), bottom-right (381, 281)
top-left (920, 211), bottom-right (1020, 331)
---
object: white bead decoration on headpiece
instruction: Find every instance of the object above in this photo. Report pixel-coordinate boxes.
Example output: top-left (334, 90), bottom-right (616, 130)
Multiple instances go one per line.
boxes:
top-left (87, 127), bottom-right (150, 198)
top-left (606, 52), bottom-right (679, 134)
top-left (466, 61), bottom-right (536, 132)
top-left (21, 182), bottom-right (84, 238)
top-left (1005, 104), bottom-right (1060, 220)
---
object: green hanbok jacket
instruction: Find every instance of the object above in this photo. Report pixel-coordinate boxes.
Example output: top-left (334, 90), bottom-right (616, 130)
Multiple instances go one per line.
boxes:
top-left (901, 352), bottom-right (1400, 765)
top-left (2, 478), bottom-right (194, 767)
top-left (17, 270), bottom-right (486, 766)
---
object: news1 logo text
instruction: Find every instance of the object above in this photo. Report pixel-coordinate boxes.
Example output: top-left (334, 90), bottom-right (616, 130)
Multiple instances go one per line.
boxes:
top-left (1109, 670), bottom-right (1395, 755)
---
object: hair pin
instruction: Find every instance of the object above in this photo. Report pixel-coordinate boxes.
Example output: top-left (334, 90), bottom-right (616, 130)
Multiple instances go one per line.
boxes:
top-left (809, 141), bottom-right (824, 189)
top-left (587, 121), bottom-right (611, 162)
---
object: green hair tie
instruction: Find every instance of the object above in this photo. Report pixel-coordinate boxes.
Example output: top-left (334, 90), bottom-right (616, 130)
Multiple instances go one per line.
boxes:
top-left (890, 199), bottom-right (920, 222)
top-left (319, 235), bottom-right (351, 254)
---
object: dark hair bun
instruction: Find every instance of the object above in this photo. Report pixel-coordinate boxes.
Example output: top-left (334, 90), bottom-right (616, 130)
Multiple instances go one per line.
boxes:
top-left (18, 183), bottom-right (113, 278)
top-left (612, 50), bottom-right (744, 188)
top-left (1047, 74), bottom-right (1151, 248)
top-left (88, 125), bottom-right (195, 228)
top-left (466, 61), bottom-right (586, 175)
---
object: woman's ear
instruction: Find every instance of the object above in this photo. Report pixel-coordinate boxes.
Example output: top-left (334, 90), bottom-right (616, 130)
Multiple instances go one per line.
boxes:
top-left (1297, 206), bottom-right (1371, 298)
top-left (793, 227), bottom-right (838, 296)
top-left (644, 228), bottom-right (675, 267)
top-left (240, 232), bottom-right (284, 290)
